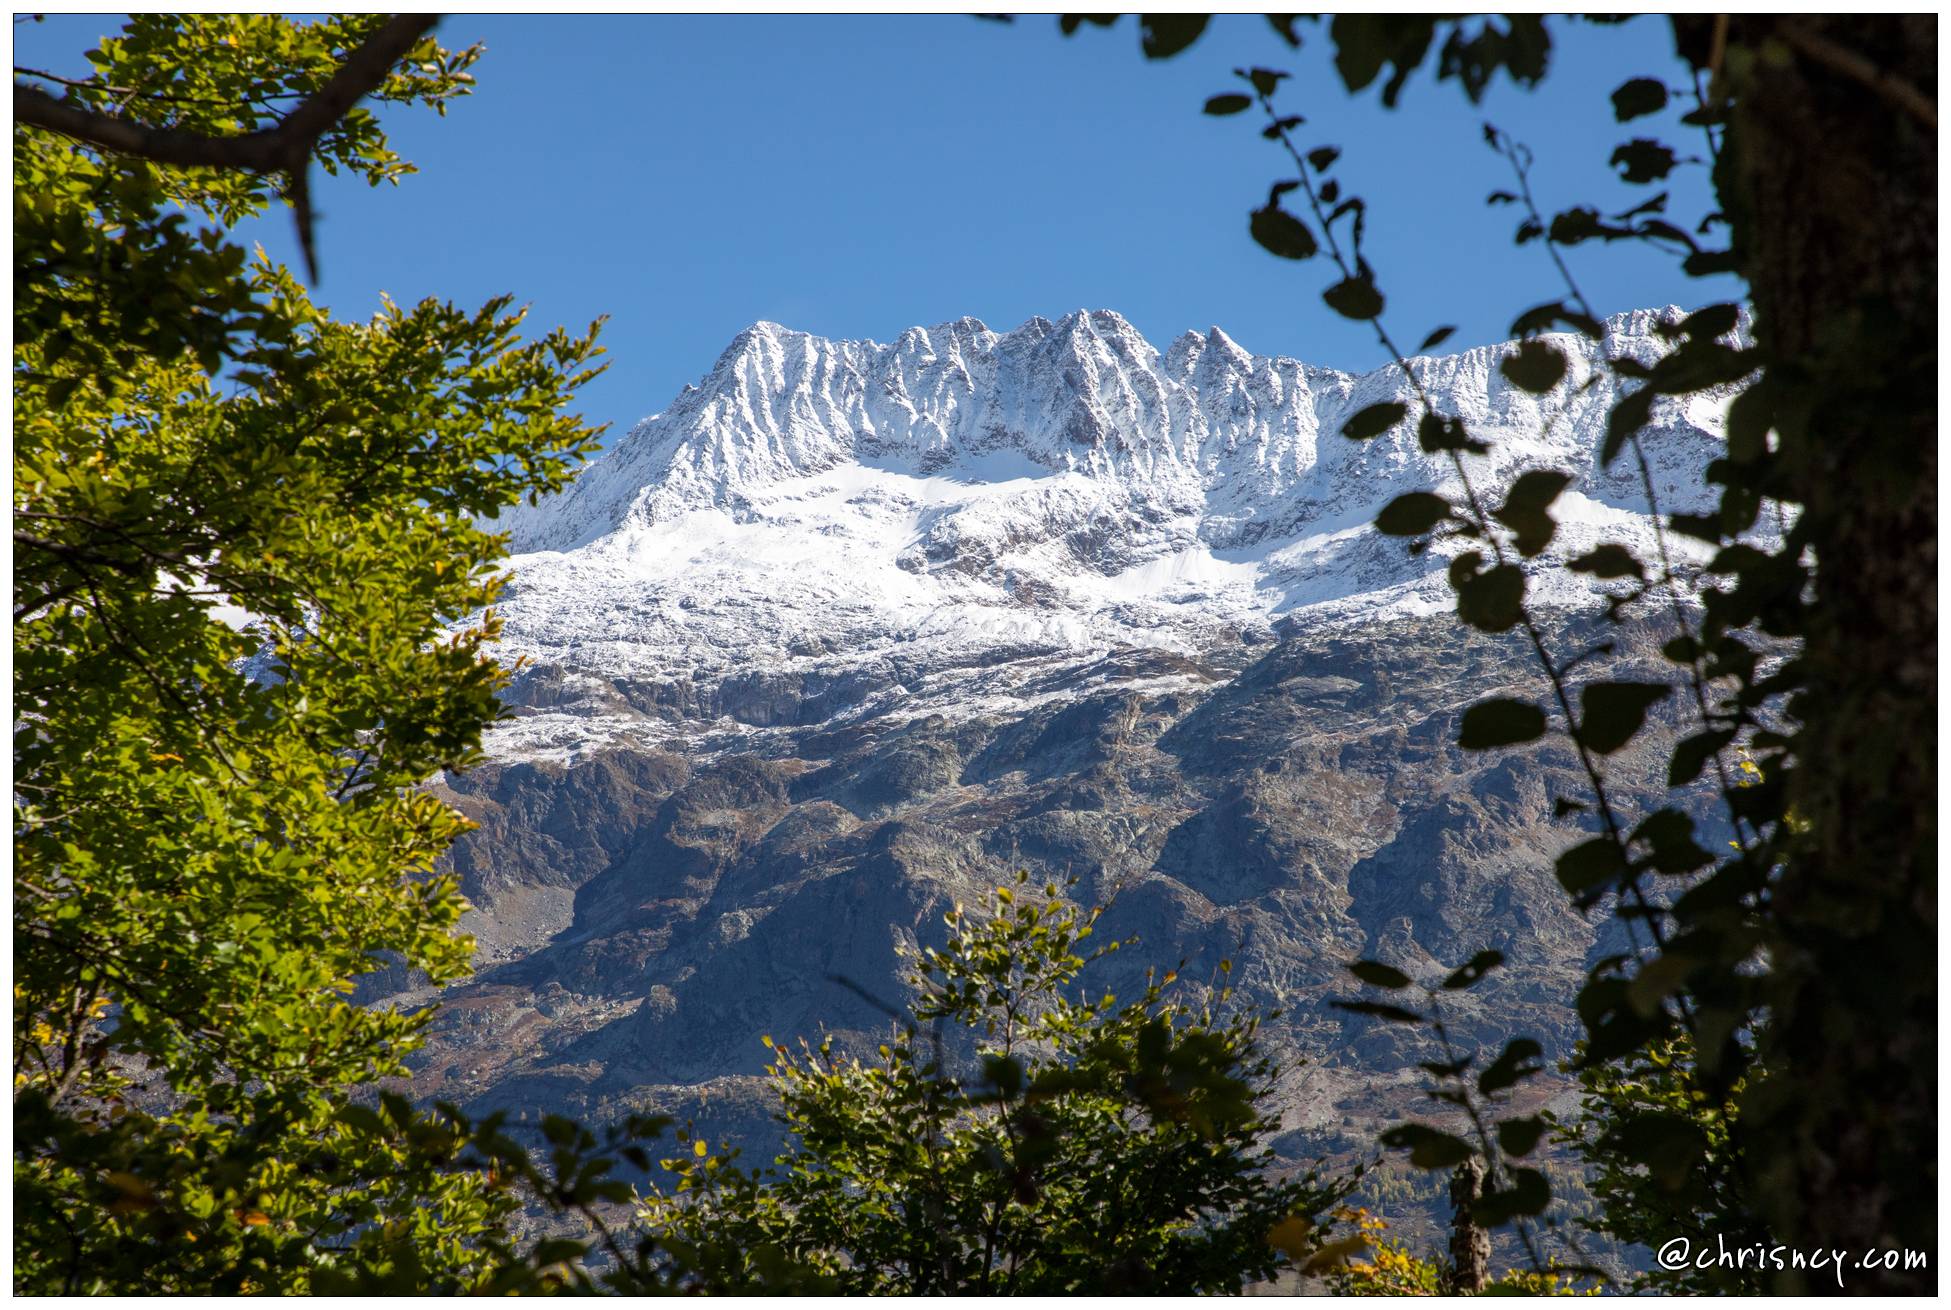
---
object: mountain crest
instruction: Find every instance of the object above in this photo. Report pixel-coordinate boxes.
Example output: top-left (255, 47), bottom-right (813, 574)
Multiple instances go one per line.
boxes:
top-left (477, 306), bottom-right (1738, 761)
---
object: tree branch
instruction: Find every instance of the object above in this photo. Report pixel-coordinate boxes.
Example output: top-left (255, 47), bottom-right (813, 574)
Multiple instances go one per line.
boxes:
top-left (11, 13), bottom-right (440, 279)
top-left (1776, 19), bottom-right (1937, 133)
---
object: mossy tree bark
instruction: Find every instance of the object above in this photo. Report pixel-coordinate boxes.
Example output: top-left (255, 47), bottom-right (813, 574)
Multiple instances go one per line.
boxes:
top-left (1691, 14), bottom-right (1937, 1292)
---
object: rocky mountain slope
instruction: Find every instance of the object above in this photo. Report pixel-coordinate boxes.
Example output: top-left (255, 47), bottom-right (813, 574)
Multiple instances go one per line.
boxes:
top-left (382, 308), bottom-right (1736, 1168)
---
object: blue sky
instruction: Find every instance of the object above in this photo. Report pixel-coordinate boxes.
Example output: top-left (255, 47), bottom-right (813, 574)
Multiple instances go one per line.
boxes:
top-left (17, 14), bottom-right (1735, 439)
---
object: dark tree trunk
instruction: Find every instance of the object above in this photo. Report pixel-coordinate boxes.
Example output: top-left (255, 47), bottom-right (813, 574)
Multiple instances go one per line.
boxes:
top-left (1447, 1157), bottom-right (1491, 1293)
top-left (1688, 14), bottom-right (1937, 1293)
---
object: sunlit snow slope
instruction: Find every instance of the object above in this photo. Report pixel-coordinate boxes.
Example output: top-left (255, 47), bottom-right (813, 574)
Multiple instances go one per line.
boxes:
top-left (479, 308), bottom-right (1727, 762)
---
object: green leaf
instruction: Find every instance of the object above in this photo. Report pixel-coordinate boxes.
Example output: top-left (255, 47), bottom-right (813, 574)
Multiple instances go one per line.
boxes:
top-left (1250, 205), bottom-right (1318, 260)
top-left (1375, 491), bottom-right (1450, 536)
top-left (1442, 949), bottom-right (1505, 990)
top-left (1458, 698), bottom-right (1546, 750)
top-left (1203, 93), bottom-right (1252, 115)
top-left (1577, 680), bottom-right (1672, 754)
top-left (1379, 1123), bottom-right (1474, 1169)
top-left (1611, 76), bottom-right (1668, 121)
top-left (1499, 340), bottom-right (1567, 393)
top-left (1341, 400), bottom-right (1409, 440)
top-left (1347, 959), bottom-right (1413, 989)
top-left (1322, 275), bottom-right (1385, 321)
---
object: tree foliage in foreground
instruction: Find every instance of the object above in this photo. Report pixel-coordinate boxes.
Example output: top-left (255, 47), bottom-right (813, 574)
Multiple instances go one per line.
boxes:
top-left (15, 9), bottom-right (1933, 1296)
top-left (13, 14), bottom-right (605, 1293)
top-left (637, 877), bottom-right (1352, 1295)
top-left (1067, 12), bottom-right (1933, 1292)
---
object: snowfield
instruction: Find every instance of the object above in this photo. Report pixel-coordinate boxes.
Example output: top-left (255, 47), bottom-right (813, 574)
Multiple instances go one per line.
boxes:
top-left (476, 307), bottom-right (1737, 762)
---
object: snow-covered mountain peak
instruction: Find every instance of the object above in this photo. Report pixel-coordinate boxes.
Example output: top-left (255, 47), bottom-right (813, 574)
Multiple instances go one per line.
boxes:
top-left (479, 307), bottom-right (1735, 761)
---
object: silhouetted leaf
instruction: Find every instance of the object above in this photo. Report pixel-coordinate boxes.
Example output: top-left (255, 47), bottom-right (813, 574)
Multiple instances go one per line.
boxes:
top-left (1375, 491), bottom-right (1450, 536)
top-left (1247, 66), bottom-right (1287, 96)
top-left (1602, 1111), bottom-right (1708, 1189)
top-left (1418, 411), bottom-right (1489, 454)
top-left (1348, 959), bottom-right (1413, 989)
top-left (1611, 76), bottom-right (1667, 121)
top-left (1329, 14), bottom-right (1436, 106)
top-left (1450, 555), bottom-right (1525, 633)
top-left (1567, 543), bottom-right (1644, 579)
top-left (1458, 698), bottom-right (1546, 749)
top-left (1442, 949), bottom-right (1505, 989)
top-left (1494, 468), bottom-right (1572, 556)
top-left (1379, 1123), bottom-right (1474, 1168)
top-left (1498, 1115), bottom-right (1546, 1157)
top-left (1632, 809), bottom-right (1714, 874)
top-left (1474, 1166), bottom-right (1551, 1224)
top-left (1418, 324), bottom-right (1457, 351)
top-left (1603, 387), bottom-right (1654, 464)
top-left (1204, 93), bottom-right (1252, 115)
top-left (1341, 400), bottom-right (1409, 440)
top-left (1556, 837), bottom-right (1625, 899)
top-left (1250, 206), bottom-right (1318, 260)
top-left (1680, 302), bottom-right (1740, 339)
top-left (1332, 999), bottom-right (1423, 1023)
top-left (1140, 14), bottom-right (1208, 58)
top-left (1669, 512), bottom-right (1724, 543)
top-left (1611, 138), bottom-right (1678, 184)
top-left (1668, 728), bottom-right (1736, 787)
top-left (1478, 1037), bottom-right (1543, 1094)
top-left (1509, 299), bottom-right (1603, 339)
top-left (1322, 275), bottom-right (1384, 321)
top-left (1683, 248), bottom-right (1739, 277)
top-left (1499, 340), bottom-right (1567, 393)
top-left (1307, 145), bottom-right (1340, 171)
top-left (1577, 681), bottom-right (1671, 754)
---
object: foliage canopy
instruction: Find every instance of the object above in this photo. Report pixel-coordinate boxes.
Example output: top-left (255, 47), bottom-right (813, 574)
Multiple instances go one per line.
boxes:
top-left (13, 13), bottom-right (605, 1293)
top-left (639, 877), bottom-right (1352, 1295)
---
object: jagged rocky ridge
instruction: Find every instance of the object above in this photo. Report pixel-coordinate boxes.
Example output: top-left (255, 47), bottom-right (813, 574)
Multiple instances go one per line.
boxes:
top-left (389, 308), bottom-right (1733, 1170)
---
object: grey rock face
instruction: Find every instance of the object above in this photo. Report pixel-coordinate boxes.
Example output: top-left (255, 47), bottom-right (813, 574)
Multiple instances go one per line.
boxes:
top-left (388, 310), bottom-right (1748, 1170)
top-left (402, 614), bottom-right (1695, 1170)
